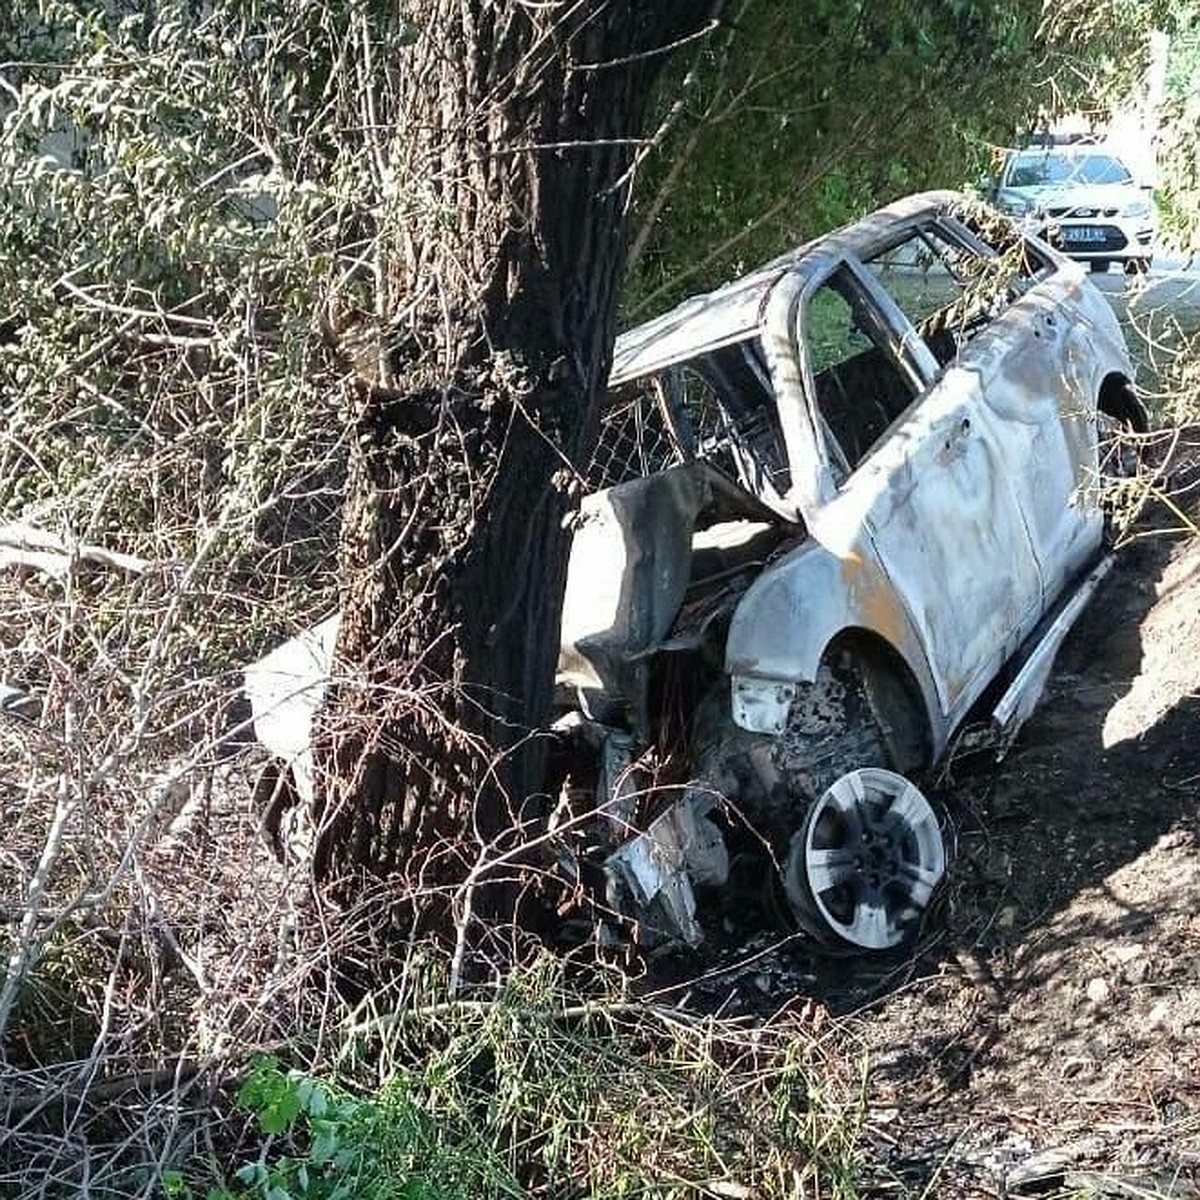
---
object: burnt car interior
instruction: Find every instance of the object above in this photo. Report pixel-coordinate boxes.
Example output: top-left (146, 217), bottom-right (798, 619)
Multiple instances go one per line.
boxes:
top-left (570, 348), bottom-right (800, 716)
top-left (585, 382), bottom-right (682, 490)
top-left (665, 342), bottom-right (793, 501)
top-left (589, 339), bottom-right (792, 509)
top-left (565, 342), bottom-right (802, 734)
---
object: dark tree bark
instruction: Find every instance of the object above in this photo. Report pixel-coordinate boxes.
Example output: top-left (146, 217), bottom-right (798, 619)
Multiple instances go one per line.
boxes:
top-left (311, 3), bottom-right (721, 907)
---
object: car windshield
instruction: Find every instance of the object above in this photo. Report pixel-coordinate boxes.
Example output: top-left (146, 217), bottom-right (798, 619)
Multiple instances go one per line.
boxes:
top-left (1006, 152), bottom-right (1133, 188)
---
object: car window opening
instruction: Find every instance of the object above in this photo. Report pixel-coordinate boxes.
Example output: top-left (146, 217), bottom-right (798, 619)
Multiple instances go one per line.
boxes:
top-left (588, 338), bottom-right (791, 503)
top-left (665, 340), bottom-right (792, 499)
top-left (865, 218), bottom-right (1049, 372)
top-left (807, 268), bottom-right (920, 475)
top-left (586, 377), bottom-right (684, 490)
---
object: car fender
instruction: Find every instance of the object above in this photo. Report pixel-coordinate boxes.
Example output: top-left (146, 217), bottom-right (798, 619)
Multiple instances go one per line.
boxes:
top-left (1066, 271), bottom-right (1138, 391)
top-left (724, 537), bottom-right (946, 750)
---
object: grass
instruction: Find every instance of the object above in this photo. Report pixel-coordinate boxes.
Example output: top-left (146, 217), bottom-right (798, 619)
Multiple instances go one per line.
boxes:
top-left (102, 953), bottom-right (871, 1200)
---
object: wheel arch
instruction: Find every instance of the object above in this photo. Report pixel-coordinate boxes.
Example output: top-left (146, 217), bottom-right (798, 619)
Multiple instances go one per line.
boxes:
top-left (1098, 371), bottom-right (1149, 432)
top-left (822, 627), bottom-right (936, 774)
top-left (726, 542), bottom-right (950, 756)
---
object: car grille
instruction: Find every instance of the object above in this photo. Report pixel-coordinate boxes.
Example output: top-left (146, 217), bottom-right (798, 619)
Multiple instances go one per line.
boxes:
top-left (1045, 206), bottom-right (1120, 218)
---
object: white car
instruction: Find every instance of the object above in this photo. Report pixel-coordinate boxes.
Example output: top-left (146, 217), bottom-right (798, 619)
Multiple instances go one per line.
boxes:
top-left (992, 145), bottom-right (1155, 273)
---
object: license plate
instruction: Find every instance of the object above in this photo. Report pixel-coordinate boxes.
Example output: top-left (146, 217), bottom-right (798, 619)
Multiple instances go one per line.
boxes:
top-left (1061, 226), bottom-right (1107, 243)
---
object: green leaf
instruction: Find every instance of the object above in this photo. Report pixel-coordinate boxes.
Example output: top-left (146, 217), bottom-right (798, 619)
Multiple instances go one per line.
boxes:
top-left (235, 1163), bottom-right (267, 1187)
top-left (259, 1086), bottom-right (302, 1136)
top-left (308, 1119), bottom-right (340, 1166)
top-left (161, 1170), bottom-right (187, 1198)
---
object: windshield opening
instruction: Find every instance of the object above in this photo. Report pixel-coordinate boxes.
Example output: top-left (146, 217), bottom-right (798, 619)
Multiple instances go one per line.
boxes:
top-left (1006, 152), bottom-right (1133, 188)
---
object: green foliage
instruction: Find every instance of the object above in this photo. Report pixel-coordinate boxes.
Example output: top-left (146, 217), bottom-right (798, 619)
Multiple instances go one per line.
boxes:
top-left (209, 1056), bottom-right (469, 1200)
top-left (1163, 4), bottom-right (1200, 100)
top-left (623, 0), bottom-right (1167, 318)
top-left (1038, 0), bottom-right (1169, 96)
top-left (624, 1), bottom-right (1035, 314)
top-left (1157, 6), bottom-right (1200, 259)
top-left (0, 0), bottom-right (426, 549)
top-left (194, 958), bottom-right (865, 1200)
top-left (0, 0), bottom-right (426, 692)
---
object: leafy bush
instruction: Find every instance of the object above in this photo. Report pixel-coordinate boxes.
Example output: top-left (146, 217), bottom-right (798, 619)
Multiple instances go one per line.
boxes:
top-left (212, 1057), bottom-right (467, 1200)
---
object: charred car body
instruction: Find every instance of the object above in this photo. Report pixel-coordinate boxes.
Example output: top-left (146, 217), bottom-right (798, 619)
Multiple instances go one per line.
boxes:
top-left (246, 192), bottom-right (1145, 954)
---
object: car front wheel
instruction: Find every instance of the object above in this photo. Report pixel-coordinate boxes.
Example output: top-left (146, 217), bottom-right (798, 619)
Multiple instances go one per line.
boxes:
top-left (783, 767), bottom-right (946, 951)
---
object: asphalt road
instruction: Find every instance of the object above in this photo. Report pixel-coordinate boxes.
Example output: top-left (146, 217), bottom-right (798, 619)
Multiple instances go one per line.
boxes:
top-left (1089, 256), bottom-right (1200, 338)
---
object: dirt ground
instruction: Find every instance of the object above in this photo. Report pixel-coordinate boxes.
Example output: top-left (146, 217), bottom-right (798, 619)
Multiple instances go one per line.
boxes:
top-left (649, 454), bottom-right (1200, 1197)
top-left (857, 513), bottom-right (1200, 1198)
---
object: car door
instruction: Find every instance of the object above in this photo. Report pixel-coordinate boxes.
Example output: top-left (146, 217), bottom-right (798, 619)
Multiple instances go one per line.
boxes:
top-left (800, 259), bottom-right (1045, 719)
top-left (871, 211), bottom-right (1104, 606)
top-left (947, 293), bottom-right (1103, 604)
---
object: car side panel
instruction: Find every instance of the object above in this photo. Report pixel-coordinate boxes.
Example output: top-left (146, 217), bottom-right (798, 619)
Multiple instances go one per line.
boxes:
top-left (725, 531), bottom-right (949, 755)
top-left (944, 272), bottom-right (1125, 602)
top-left (854, 375), bottom-right (1045, 720)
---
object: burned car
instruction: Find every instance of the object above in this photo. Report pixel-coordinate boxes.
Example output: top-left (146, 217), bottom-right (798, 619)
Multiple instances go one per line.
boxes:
top-left (246, 192), bottom-right (1145, 954)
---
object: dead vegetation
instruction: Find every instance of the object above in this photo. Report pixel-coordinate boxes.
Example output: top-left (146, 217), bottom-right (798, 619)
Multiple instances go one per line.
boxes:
top-left (0, 385), bottom-right (866, 1196)
top-left (0, 379), bottom-right (350, 1193)
top-left (2, 364), bottom-right (1199, 1200)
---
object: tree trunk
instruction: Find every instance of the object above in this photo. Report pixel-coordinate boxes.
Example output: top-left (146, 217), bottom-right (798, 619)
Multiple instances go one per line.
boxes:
top-left (311, 3), bottom-right (719, 914)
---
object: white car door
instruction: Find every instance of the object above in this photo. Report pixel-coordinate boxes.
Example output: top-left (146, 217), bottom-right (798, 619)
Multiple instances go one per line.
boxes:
top-left (946, 286), bottom-right (1105, 604)
top-left (800, 260), bottom-right (1045, 720)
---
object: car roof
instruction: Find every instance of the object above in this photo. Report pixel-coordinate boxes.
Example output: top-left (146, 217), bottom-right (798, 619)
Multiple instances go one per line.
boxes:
top-left (609, 190), bottom-right (963, 385)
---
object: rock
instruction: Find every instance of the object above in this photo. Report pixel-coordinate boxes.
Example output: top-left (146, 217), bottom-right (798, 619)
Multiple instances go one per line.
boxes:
top-left (1005, 1136), bottom-right (1105, 1192)
top-left (1106, 942), bottom-right (1145, 965)
top-left (1085, 977), bottom-right (1111, 1005)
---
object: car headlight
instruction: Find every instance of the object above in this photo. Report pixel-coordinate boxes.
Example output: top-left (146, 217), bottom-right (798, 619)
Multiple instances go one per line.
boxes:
top-left (1121, 199), bottom-right (1151, 219)
top-left (997, 197), bottom-right (1034, 217)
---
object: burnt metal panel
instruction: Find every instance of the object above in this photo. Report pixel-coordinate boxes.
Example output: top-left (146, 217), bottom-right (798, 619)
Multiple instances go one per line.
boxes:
top-left (557, 462), bottom-right (791, 726)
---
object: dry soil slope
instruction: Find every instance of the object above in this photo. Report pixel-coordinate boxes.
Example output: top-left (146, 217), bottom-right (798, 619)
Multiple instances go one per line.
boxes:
top-left (861, 485), bottom-right (1200, 1196)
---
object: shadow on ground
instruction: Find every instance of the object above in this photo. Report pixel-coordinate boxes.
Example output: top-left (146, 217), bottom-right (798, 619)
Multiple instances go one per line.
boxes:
top-left (647, 504), bottom-right (1200, 1196)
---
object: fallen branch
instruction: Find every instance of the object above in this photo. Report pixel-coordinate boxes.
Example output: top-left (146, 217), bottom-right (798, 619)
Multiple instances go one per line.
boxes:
top-left (0, 522), bottom-right (154, 578)
top-left (0, 1040), bottom-right (284, 1122)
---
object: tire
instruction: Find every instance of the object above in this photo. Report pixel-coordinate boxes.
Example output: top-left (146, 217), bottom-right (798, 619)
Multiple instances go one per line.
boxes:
top-left (765, 656), bottom-right (943, 950)
top-left (1089, 260), bottom-right (1111, 274)
top-left (687, 654), bottom-right (942, 951)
